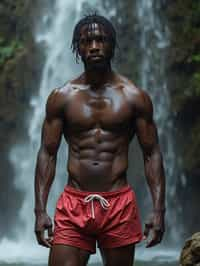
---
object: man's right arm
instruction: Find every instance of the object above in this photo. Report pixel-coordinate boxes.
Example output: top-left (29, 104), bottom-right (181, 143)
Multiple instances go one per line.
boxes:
top-left (34, 89), bottom-right (63, 248)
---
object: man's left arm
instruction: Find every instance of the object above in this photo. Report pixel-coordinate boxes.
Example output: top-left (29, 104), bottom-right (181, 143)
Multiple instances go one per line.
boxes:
top-left (135, 90), bottom-right (166, 248)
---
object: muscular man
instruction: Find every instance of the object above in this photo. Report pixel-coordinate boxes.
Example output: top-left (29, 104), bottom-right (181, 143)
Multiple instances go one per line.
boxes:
top-left (34, 14), bottom-right (165, 266)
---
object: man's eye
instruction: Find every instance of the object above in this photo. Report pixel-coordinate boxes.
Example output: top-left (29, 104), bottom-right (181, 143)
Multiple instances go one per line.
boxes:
top-left (96, 36), bottom-right (103, 42)
top-left (81, 38), bottom-right (91, 44)
top-left (80, 38), bottom-right (90, 44)
top-left (96, 36), bottom-right (107, 42)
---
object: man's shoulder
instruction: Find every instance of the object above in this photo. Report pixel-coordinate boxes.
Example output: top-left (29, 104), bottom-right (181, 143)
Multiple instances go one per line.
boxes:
top-left (46, 74), bottom-right (86, 117)
top-left (48, 81), bottom-right (74, 98)
top-left (117, 74), bottom-right (152, 107)
top-left (46, 81), bottom-right (75, 117)
top-left (47, 77), bottom-right (81, 102)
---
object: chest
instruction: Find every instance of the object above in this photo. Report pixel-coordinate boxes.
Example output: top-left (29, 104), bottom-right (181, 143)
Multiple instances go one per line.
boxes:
top-left (65, 90), bottom-right (133, 131)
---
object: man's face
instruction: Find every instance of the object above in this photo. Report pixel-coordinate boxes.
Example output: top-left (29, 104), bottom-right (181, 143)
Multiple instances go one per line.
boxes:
top-left (78, 23), bottom-right (113, 68)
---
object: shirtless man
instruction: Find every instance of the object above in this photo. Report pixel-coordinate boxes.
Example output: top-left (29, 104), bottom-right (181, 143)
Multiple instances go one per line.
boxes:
top-left (34, 14), bottom-right (165, 266)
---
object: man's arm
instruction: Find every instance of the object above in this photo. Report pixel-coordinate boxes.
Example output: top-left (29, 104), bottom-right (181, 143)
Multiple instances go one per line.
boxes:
top-left (34, 89), bottom-right (63, 248)
top-left (135, 90), bottom-right (166, 248)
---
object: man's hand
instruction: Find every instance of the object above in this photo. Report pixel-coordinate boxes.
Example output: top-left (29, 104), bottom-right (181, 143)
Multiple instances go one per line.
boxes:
top-left (35, 211), bottom-right (53, 248)
top-left (143, 210), bottom-right (165, 248)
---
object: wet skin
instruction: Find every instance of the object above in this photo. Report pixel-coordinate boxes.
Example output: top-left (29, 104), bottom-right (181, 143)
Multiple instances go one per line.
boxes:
top-left (65, 79), bottom-right (133, 191)
top-left (34, 23), bottom-right (166, 266)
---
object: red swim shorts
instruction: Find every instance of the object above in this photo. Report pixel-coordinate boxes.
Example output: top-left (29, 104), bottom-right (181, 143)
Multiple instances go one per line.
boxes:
top-left (53, 185), bottom-right (143, 253)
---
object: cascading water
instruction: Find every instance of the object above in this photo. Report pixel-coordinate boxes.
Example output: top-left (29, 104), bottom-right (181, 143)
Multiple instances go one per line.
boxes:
top-left (135, 0), bottom-right (181, 246)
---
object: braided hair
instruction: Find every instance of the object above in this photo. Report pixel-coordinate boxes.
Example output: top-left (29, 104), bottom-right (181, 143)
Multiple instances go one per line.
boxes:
top-left (71, 13), bottom-right (117, 62)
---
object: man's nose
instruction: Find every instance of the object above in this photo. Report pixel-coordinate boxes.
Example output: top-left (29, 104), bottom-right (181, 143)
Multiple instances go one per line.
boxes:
top-left (89, 40), bottom-right (100, 54)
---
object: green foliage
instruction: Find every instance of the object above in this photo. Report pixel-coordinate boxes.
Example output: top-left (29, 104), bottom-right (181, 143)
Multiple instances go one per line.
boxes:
top-left (191, 54), bottom-right (200, 63)
top-left (193, 72), bottom-right (200, 83)
top-left (191, 72), bottom-right (200, 96)
top-left (0, 38), bottom-right (23, 66)
top-left (191, 53), bottom-right (200, 63)
top-left (184, 120), bottom-right (200, 170)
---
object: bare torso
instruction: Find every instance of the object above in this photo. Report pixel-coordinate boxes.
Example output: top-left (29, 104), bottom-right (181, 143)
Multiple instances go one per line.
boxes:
top-left (61, 74), bottom-right (136, 191)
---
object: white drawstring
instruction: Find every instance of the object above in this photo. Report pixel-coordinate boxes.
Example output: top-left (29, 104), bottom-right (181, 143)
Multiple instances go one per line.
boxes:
top-left (84, 194), bottom-right (110, 219)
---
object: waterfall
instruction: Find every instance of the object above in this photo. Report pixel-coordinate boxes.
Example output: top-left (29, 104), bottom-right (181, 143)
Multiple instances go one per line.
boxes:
top-left (135, 0), bottom-right (181, 245)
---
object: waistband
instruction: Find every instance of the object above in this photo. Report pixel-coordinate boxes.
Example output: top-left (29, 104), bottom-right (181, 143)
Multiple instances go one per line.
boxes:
top-left (64, 184), bottom-right (132, 199)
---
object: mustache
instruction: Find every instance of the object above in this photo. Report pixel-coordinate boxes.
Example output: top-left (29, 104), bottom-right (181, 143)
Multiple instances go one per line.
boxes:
top-left (87, 54), bottom-right (105, 60)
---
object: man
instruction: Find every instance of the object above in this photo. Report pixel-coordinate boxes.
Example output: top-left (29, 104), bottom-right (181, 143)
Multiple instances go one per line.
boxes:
top-left (34, 14), bottom-right (165, 266)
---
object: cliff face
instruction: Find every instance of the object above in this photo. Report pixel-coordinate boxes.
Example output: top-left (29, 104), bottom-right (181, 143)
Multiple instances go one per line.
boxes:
top-left (166, 0), bottom-right (200, 235)
top-left (167, 0), bottom-right (200, 174)
top-left (0, 1), bottom-right (44, 238)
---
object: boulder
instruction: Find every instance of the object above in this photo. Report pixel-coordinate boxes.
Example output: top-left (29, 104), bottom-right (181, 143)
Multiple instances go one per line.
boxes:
top-left (180, 232), bottom-right (200, 266)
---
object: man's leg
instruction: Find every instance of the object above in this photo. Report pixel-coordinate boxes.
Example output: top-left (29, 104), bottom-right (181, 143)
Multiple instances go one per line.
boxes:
top-left (48, 244), bottom-right (91, 266)
top-left (100, 244), bottom-right (135, 266)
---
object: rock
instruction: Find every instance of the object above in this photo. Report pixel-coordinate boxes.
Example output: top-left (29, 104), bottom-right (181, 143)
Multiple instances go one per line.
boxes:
top-left (180, 232), bottom-right (200, 266)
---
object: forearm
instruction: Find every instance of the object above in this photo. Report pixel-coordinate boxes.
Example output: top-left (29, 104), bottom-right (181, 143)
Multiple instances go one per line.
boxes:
top-left (144, 147), bottom-right (166, 211)
top-left (34, 147), bottom-right (56, 213)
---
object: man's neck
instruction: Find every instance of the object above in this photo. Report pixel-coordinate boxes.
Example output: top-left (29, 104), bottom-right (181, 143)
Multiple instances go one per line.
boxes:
top-left (84, 62), bottom-right (114, 90)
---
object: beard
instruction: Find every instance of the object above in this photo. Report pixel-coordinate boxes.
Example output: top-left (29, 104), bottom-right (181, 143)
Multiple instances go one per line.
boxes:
top-left (82, 56), bottom-right (111, 72)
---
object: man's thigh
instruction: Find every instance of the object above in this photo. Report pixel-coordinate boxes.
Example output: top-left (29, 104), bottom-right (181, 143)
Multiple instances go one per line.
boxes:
top-left (48, 244), bottom-right (91, 266)
top-left (100, 244), bottom-right (135, 266)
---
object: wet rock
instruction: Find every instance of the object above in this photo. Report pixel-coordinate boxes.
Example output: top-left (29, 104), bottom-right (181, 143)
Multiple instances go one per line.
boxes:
top-left (180, 232), bottom-right (200, 266)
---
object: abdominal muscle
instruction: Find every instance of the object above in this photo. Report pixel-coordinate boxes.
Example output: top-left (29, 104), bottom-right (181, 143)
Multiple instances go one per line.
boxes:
top-left (66, 135), bottom-right (129, 192)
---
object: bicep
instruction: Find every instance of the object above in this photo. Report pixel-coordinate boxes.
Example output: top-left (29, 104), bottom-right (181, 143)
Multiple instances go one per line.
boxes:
top-left (40, 88), bottom-right (64, 155)
top-left (135, 112), bottom-right (159, 159)
top-left (134, 90), bottom-right (159, 156)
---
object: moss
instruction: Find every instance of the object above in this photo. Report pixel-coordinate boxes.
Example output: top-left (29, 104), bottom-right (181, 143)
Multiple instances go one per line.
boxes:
top-left (184, 121), bottom-right (200, 171)
top-left (0, 38), bottom-right (24, 66)
top-left (191, 54), bottom-right (200, 63)
top-left (191, 72), bottom-right (200, 95)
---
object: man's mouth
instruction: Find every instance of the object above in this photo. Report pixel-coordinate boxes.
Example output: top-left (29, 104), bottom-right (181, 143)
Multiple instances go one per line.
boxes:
top-left (88, 55), bottom-right (104, 61)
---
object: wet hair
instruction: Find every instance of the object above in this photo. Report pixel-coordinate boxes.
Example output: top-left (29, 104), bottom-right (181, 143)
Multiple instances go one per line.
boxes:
top-left (71, 13), bottom-right (117, 62)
